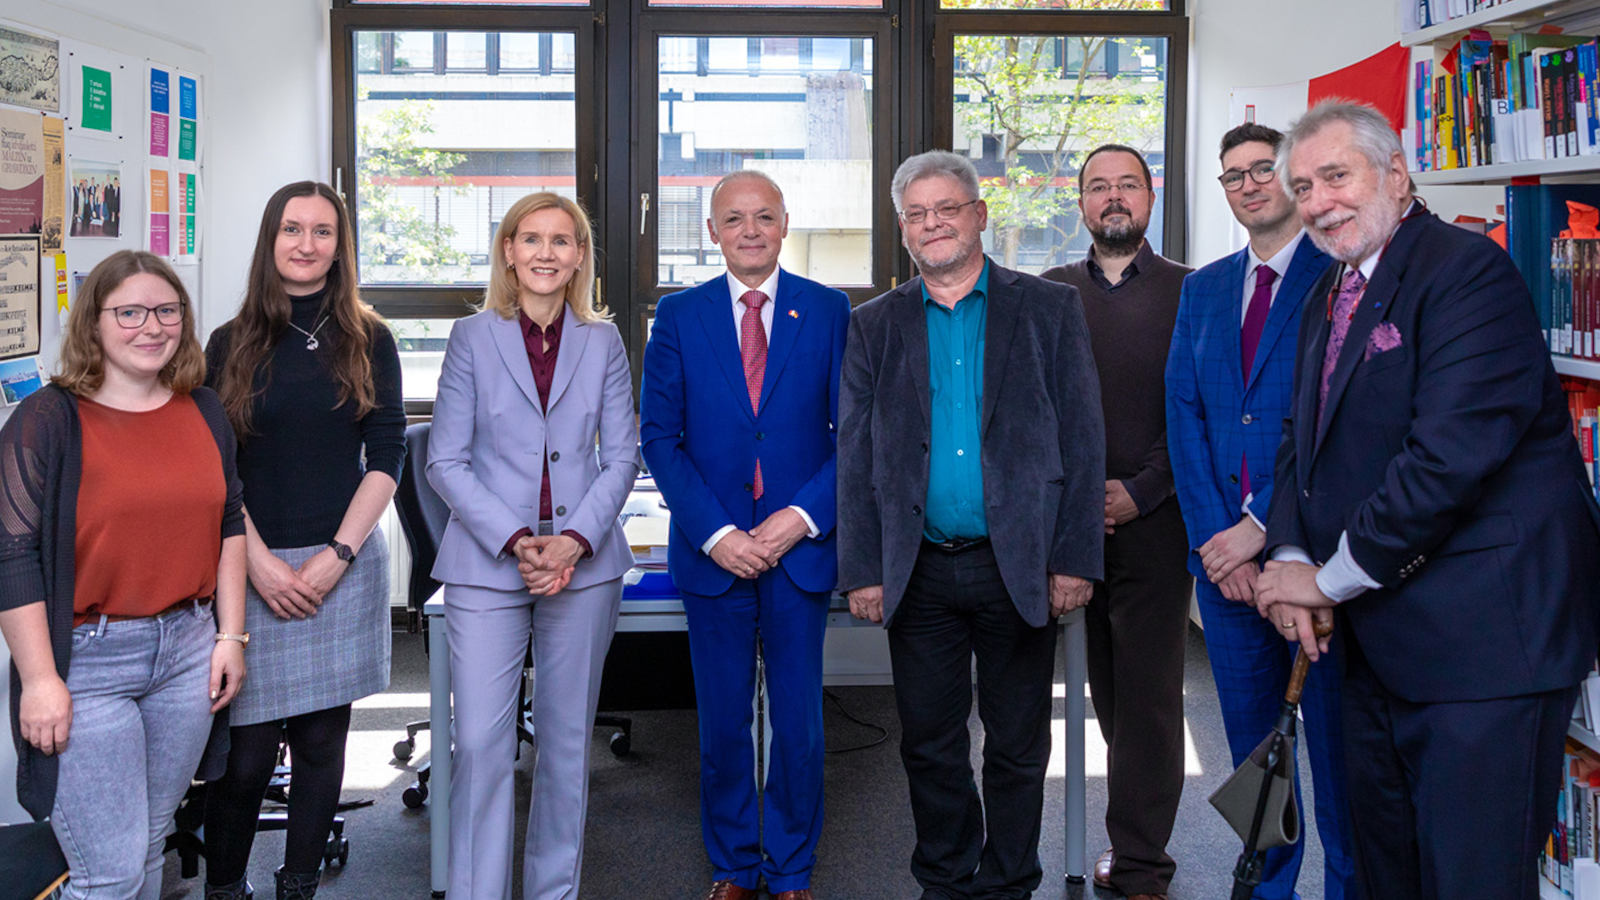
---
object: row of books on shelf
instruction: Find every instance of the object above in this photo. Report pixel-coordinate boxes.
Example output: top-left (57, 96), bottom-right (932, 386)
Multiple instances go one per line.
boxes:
top-left (1412, 31), bottom-right (1600, 171)
top-left (1408, 0), bottom-right (1522, 31)
top-left (1544, 678), bottom-right (1600, 898)
top-left (1564, 379), bottom-right (1600, 503)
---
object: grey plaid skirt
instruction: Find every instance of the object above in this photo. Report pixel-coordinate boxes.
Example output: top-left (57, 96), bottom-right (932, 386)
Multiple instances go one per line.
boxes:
top-left (227, 528), bottom-right (392, 726)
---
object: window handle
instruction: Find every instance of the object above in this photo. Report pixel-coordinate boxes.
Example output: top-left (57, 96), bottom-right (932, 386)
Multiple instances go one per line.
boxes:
top-left (640, 192), bottom-right (651, 236)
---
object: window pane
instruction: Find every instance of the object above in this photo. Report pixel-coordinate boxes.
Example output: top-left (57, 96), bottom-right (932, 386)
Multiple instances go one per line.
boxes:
top-left (499, 33), bottom-right (541, 70)
top-left (656, 34), bottom-right (874, 288)
top-left (389, 318), bottom-right (451, 403)
top-left (952, 33), bottom-right (1167, 274)
top-left (354, 30), bottom-right (578, 287)
top-left (392, 32), bottom-right (435, 72)
top-left (941, 0), bottom-right (1167, 9)
top-left (356, 33), bottom-right (383, 74)
top-left (445, 32), bottom-right (489, 72)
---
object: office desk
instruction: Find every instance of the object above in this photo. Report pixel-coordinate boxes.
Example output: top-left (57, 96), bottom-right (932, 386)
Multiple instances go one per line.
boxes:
top-left (419, 591), bottom-right (1089, 896)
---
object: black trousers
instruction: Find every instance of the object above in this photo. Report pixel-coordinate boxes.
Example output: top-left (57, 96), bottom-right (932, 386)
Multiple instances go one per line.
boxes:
top-left (1085, 501), bottom-right (1194, 896)
top-left (888, 540), bottom-right (1058, 900)
top-left (1342, 630), bottom-right (1576, 900)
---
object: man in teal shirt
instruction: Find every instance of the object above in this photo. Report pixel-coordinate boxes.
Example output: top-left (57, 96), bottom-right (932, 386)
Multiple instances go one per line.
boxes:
top-left (840, 151), bottom-right (1105, 899)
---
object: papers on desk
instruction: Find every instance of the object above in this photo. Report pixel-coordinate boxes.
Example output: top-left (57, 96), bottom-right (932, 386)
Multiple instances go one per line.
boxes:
top-left (624, 495), bottom-right (670, 570)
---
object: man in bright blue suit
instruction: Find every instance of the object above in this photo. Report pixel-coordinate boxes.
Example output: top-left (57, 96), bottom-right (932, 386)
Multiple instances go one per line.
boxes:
top-left (640, 170), bottom-right (850, 900)
top-left (1165, 122), bottom-right (1352, 900)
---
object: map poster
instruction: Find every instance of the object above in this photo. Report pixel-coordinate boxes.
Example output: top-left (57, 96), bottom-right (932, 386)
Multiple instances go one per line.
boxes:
top-left (79, 65), bottom-right (112, 132)
top-left (41, 117), bottom-right (62, 251)
top-left (0, 27), bottom-right (60, 113)
top-left (0, 235), bottom-right (41, 362)
top-left (0, 110), bottom-right (45, 237)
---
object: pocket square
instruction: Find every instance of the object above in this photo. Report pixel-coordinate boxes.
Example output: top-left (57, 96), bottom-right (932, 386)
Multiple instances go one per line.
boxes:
top-left (1364, 322), bottom-right (1403, 361)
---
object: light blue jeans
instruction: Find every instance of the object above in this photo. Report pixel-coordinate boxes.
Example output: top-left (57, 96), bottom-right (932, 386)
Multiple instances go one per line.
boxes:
top-left (49, 601), bottom-right (217, 899)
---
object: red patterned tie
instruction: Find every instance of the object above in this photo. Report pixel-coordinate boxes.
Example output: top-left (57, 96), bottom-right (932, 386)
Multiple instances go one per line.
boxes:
top-left (740, 290), bottom-right (768, 500)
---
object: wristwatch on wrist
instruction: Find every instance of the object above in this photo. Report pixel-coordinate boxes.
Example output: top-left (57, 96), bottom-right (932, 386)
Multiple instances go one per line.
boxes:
top-left (328, 540), bottom-right (357, 562)
top-left (215, 633), bottom-right (250, 647)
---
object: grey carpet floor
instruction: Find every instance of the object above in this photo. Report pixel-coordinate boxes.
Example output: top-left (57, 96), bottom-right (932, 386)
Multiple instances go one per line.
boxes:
top-left (160, 623), bottom-right (1329, 899)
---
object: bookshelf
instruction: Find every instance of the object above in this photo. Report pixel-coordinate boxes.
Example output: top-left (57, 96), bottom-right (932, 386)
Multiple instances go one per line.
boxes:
top-left (1573, 721), bottom-right (1600, 755)
top-left (1414, 155), bottom-right (1600, 185)
top-left (1556, 357), bottom-right (1600, 380)
top-left (1402, 0), bottom-right (1600, 47)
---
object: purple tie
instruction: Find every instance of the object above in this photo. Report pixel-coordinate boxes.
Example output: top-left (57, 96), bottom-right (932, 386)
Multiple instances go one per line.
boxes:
top-left (1239, 264), bottom-right (1275, 502)
top-left (1318, 268), bottom-right (1367, 418)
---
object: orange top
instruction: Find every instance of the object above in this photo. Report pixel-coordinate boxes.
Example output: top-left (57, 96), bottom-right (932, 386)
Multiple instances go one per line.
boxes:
top-left (74, 394), bottom-right (224, 624)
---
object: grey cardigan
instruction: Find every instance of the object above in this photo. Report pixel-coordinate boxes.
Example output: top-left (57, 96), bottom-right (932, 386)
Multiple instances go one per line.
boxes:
top-left (0, 384), bottom-right (245, 820)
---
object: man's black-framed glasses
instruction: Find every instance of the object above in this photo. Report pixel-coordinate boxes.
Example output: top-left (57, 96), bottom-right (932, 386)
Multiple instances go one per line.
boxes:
top-left (1218, 160), bottom-right (1277, 192)
top-left (900, 198), bottom-right (981, 225)
top-left (104, 303), bottom-right (185, 328)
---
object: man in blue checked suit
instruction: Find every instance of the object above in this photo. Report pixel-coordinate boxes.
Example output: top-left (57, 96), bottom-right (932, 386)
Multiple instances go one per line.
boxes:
top-left (640, 171), bottom-right (849, 900)
top-left (1165, 123), bottom-right (1353, 900)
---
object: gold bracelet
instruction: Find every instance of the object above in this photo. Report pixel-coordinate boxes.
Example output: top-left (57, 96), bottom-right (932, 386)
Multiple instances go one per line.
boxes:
top-left (215, 632), bottom-right (250, 647)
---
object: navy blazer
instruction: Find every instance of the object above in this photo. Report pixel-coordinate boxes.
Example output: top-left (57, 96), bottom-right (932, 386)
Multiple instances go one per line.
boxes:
top-left (1166, 236), bottom-right (1331, 577)
top-left (639, 269), bottom-right (851, 598)
top-left (837, 262), bottom-right (1106, 627)
top-left (1265, 211), bottom-right (1600, 703)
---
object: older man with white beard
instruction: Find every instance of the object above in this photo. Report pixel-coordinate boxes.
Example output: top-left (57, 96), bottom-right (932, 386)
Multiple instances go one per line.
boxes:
top-left (1042, 144), bottom-right (1193, 900)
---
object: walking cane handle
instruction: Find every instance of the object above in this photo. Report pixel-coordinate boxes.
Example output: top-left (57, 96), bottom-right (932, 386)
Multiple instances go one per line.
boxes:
top-left (1283, 618), bottom-right (1334, 706)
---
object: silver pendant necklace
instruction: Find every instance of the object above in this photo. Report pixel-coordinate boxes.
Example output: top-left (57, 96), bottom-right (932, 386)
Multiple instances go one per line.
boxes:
top-left (288, 316), bottom-right (328, 351)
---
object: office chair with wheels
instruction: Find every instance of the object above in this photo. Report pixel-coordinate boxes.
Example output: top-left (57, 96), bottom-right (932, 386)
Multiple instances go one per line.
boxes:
top-left (0, 820), bottom-right (68, 900)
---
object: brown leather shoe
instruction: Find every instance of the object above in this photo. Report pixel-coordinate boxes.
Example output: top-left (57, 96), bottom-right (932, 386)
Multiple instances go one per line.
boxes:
top-left (704, 881), bottom-right (757, 900)
top-left (1093, 847), bottom-right (1114, 889)
top-left (772, 891), bottom-right (814, 900)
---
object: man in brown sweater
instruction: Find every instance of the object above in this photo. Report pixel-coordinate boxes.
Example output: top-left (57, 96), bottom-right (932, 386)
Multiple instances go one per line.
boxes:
top-left (1042, 143), bottom-right (1193, 900)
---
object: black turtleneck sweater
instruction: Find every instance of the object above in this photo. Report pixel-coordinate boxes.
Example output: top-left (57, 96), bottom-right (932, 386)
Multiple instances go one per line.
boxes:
top-left (203, 285), bottom-right (406, 548)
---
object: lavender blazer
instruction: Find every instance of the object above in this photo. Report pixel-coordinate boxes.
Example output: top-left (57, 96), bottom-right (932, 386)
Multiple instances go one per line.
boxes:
top-left (427, 304), bottom-right (639, 592)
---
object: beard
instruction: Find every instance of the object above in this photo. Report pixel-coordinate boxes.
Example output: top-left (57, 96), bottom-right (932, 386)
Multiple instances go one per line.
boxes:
top-left (1306, 197), bottom-right (1400, 265)
top-left (1086, 205), bottom-right (1149, 255)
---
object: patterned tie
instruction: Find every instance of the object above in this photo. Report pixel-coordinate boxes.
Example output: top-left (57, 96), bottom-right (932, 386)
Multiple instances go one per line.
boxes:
top-left (739, 290), bottom-right (768, 500)
top-left (1318, 268), bottom-right (1367, 418)
top-left (1239, 264), bottom-right (1275, 503)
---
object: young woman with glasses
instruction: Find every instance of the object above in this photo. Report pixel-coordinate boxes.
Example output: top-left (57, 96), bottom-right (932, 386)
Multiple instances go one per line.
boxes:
top-left (0, 250), bottom-right (248, 899)
top-left (200, 182), bottom-right (405, 900)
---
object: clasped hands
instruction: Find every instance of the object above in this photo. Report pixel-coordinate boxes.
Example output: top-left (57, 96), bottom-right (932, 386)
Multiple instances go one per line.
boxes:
top-left (1198, 517), bottom-right (1266, 606)
top-left (1256, 559), bottom-right (1335, 662)
top-left (709, 508), bottom-right (810, 581)
top-left (516, 533), bottom-right (583, 596)
top-left (847, 572), bottom-right (1092, 624)
top-left (250, 543), bottom-right (351, 620)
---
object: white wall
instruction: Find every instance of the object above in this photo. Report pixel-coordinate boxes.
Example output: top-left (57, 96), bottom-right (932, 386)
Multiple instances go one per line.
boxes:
top-left (1186, 0), bottom-right (1502, 269)
top-left (0, 0), bottom-right (329, 823)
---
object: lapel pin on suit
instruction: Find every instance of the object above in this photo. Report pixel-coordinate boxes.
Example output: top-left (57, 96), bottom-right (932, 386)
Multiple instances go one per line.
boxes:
top-left (787, 309), bottom-right (798, 318)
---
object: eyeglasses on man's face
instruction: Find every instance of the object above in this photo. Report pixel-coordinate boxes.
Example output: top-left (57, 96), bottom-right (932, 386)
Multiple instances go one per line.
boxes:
top-left (900, 198), bottom-right (980, 225)
top-left (1082, 179), bottom-right (1149, 199)
top-left (1218, 160), bottom-right (1278, 192)
top-left (103, 303), bottom-right (185, 329)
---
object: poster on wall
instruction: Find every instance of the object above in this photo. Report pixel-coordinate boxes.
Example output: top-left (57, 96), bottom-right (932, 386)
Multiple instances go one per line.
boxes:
top-left (0, 235), bottom-right (41, 362)
top-left (0, 357), bottom-right (43, 405)
top-left (148, 66), bottom-right (169, 157)
top-left (41, 117), bottom-right (62, 251)
top-left (0, 110), bottom-right (44, 237)
top-left (176, 74), bottom-right (198, 162)
top-left (148, 167), bottom-right (169, 256)
top-left (67, 158), bottom-right (122, 239)
top-left (175, 169), bottom-right (197, 258)
top-left (0, 26), bottom-right (60, 113)
top-left (78, 64), bottom-right (113, 133)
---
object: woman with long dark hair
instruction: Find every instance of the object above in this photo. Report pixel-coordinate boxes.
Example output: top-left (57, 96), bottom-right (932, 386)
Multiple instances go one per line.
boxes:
top-left (0, 250), bottom-right (247, 899)
top-left (200, 181), bottom-right (405, 900)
